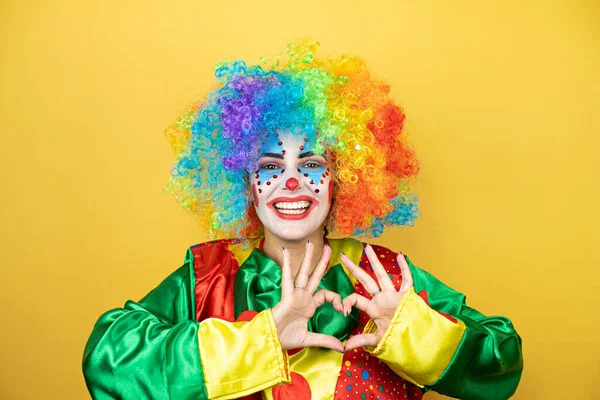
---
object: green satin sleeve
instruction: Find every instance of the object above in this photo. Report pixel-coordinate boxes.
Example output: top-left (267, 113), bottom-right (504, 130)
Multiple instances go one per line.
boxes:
top-left (82, 261), bottom-right (209, 399)
top-left (406, 256), bottom-right (524, 400)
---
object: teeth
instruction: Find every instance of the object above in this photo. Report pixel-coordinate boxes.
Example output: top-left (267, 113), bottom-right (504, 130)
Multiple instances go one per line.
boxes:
top-left (274, 201), bottom-right (310, 210)
top-left (277, 208), bottom-right (308, 215)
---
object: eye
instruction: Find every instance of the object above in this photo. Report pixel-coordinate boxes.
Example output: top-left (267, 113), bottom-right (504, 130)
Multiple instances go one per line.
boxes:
top-left (302, 160), bottom-right (324, 169)
top-left (259, 163), bottom-right (280, 170)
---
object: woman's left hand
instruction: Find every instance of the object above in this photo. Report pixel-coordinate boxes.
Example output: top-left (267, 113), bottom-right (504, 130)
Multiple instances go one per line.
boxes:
top-left (340, 244), bottom-right (414, 352)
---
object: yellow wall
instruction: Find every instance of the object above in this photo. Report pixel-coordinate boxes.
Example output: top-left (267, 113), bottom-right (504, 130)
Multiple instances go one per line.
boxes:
top-left (1, 0), bottom-right (598, 398)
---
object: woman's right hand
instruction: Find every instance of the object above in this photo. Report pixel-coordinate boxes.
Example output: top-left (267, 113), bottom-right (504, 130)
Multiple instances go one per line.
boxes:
top-left (271, 242), bottom-right (345, 353)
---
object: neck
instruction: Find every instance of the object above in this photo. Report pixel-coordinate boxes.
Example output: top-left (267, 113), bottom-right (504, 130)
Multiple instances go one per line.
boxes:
top-left (262, 227), bottom-right (326, 277)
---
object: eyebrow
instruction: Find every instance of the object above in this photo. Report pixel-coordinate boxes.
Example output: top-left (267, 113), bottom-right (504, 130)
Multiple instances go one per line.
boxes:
top-left (259, 152), bottom-right (284, 159)
top-left (299, 151), bottom-right (319, 159)
top-left (258, 151), bottom-right (326, 159)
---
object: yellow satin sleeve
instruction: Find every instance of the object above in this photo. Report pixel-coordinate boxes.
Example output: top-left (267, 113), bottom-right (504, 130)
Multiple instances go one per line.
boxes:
top-left (362, 288), bottom-right (466, 387)
top-left (198, 309), bottom-right (291, 399)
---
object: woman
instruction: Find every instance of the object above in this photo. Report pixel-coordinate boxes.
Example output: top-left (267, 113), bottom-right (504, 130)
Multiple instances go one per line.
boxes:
top-left (83, 38), bottom-right (523, 400)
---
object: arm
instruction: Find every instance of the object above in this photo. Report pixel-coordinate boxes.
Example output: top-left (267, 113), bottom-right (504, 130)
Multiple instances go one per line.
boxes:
top-left (363, 254), bottom-right (524, 400)
top-left (82, 249), bottom-right (290, 400)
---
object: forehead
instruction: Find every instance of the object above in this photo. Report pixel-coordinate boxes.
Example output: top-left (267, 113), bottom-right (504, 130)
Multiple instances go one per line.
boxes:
top-left (259, 128), bottom-right (317, 155)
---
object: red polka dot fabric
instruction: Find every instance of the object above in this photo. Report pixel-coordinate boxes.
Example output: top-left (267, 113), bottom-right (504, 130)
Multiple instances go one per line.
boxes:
top-left (333, 245), bottom-right (424, 400)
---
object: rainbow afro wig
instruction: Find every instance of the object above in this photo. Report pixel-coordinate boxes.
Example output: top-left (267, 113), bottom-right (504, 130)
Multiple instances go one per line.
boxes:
top-left (164, 37), bottom-right (420, 238)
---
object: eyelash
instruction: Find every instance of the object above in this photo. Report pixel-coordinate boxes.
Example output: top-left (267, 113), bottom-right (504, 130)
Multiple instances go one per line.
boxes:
top-left (259, 161), bottom-right (325, 170)
top-left (260, 163), bottom-right (281, 170)
top-left (302, 161), bottom-right (324, 169)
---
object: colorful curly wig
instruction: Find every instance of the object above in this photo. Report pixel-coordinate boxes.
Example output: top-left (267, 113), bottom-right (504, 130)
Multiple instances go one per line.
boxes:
top-left (164, 37), bottom-right (420, 239)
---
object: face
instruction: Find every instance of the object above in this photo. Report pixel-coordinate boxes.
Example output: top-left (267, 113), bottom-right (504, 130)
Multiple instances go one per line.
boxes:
top-left (251, 129), bottom-right (333, 241)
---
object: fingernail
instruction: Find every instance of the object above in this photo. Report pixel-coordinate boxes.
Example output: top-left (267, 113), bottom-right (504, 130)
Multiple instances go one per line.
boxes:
top-left (341, 251), bottom-right (346, 257)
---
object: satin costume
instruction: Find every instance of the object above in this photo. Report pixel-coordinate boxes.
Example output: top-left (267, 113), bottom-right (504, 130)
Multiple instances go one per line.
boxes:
top-left (83, 238), bottom-right (523, 399)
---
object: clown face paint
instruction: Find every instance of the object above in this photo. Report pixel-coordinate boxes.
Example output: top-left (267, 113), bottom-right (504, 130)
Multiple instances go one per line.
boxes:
top-left (252, 129), bottom-right (333, 241)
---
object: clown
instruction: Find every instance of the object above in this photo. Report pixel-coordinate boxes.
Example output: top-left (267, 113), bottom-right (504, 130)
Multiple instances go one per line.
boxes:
top-left (83, 38), bottom-right (523, 400)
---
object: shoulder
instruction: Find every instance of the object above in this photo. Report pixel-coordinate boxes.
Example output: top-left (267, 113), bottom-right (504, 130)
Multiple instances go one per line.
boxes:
top-left (185, 238), bottom-right (244, 265)
top-left (188, 238), bottom-right (237, 255)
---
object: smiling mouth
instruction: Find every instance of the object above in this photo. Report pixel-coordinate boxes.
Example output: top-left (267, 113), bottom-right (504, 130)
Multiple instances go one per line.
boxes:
top-left (273, 200), bottom-right (312, 215)
top-left (267, 196), bottom-right (319, 220)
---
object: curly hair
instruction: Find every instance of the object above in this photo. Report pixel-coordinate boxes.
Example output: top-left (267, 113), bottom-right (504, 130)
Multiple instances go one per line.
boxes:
top-left (164, 37), bottom-right (421, 239)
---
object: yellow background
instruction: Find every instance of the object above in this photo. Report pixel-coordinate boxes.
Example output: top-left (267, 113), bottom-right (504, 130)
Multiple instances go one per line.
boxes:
top-left (1, 0), bottom-right (598, 398)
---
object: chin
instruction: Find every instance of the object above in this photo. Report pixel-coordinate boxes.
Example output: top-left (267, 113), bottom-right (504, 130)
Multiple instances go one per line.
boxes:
top-left (261, 213), bottom-right (329, 242)
top-left (273, 225), bottom-right (316, 241)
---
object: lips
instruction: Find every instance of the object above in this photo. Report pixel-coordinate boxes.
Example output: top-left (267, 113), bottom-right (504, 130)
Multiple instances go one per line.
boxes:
top-left (266, 196), bottom-right (319, 220)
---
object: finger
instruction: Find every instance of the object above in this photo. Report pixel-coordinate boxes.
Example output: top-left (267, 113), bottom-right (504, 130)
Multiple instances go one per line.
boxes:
top-left (340, 251), bottom-right (379, 294)
top-left (342, 293), bottom-right (371, 316)
top-left (397, 252), bottom-right (414, 293)
top-left (281, 247), bottom-right (293, 297)
top-left (344, 333), bottom-right (379, 352)
top-left (294, 241), bottom-right (314, 288)
top-left (306, 244), bottom-right (331, 292)
top-left (365, 244), bottom-right (395, 291)
top-left (303, 332), bottom-right (345, 353)
top-left (313, 289), bottom-right (343, 313)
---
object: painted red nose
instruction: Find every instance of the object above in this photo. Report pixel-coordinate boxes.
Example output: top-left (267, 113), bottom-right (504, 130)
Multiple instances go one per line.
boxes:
top-left (285, 177), bottom-right (299, 191)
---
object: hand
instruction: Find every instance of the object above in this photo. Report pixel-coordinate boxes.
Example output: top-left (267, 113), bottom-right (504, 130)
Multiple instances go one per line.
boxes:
top-left (340, 244), bottom-right (414, 352)
top-left (271, 241), bottom-right (345, 353)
